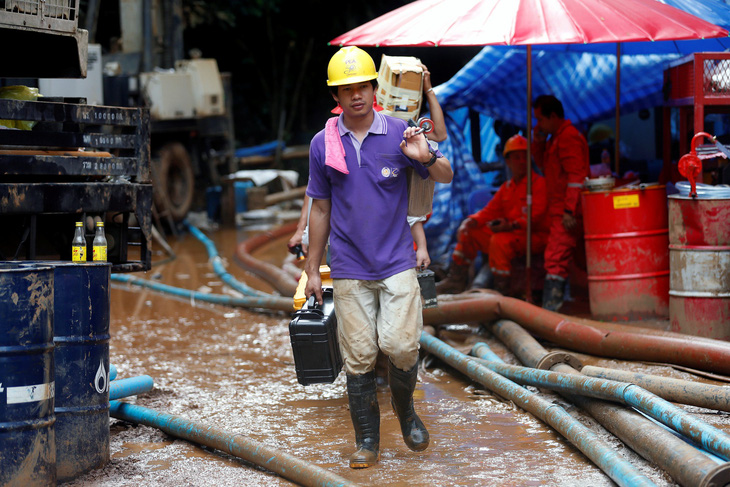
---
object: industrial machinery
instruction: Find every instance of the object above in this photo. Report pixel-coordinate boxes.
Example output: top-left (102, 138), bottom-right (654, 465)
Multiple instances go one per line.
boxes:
top-left (87, 0), bottom-right (237, 223)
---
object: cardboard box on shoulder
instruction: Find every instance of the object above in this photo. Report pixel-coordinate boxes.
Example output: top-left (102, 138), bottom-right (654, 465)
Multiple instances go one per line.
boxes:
top-left (376, 55), bottom-right (423, 122)
top-left (407, 167), bottom-right (435, 217)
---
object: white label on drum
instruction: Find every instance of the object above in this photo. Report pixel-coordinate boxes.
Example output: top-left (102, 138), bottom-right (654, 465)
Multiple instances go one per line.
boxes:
top-left (6, 381), bottom-right (55, 404)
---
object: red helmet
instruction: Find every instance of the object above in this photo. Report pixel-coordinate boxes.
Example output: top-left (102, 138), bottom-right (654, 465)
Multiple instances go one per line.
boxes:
top-left (503, 134), bottom-right (528, 157)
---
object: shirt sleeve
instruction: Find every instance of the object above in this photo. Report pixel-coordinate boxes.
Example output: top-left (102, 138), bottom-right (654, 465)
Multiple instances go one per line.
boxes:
top-left (525, 175), bottom-right (547, 228)
top-left (556, 130), bottom-right (589, 214)
top-left (306, 132), bottom-right (331, 200)
top-left (470, 184), bottom-right (504, 225)
top-left (532, 139), bottom-right (546, 172)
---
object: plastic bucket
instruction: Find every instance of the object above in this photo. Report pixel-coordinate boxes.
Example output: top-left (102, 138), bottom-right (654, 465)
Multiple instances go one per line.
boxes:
top-left (0, 263), bottom-right (56, 486)
top-left (581, 184), bottom-right (669, 320)
top-left (51, 262), bottom-right (111, 481)
top-left (668, 194), bottom-right (730, 339)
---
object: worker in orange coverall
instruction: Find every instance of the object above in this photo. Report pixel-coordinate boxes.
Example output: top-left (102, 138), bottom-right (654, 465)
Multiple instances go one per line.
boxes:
top-left (531, 95), bottom-right (590, 311)
top-left (436, 134), bottom-right (549, 296)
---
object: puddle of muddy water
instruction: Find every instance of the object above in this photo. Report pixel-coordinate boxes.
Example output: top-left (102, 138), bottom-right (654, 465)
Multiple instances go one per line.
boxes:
top-left (62, 225), bottom-right (730, 487)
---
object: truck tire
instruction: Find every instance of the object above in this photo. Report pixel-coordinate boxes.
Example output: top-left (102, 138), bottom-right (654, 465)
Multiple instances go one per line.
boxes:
top-left (153, 142), bottom-right (194, 222)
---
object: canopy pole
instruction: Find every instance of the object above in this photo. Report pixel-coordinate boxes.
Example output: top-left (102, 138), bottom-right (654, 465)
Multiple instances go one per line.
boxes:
top-left (615, 43), bottom-right (621, 176)
top-left (526, 45), bottom-right (533, 304)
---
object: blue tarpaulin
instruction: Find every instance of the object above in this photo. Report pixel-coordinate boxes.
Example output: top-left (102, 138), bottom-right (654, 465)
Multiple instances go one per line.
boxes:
top-left (423, 48), bottom-right (702, 265)
top-left (437, 48), bottom-right (680, 128)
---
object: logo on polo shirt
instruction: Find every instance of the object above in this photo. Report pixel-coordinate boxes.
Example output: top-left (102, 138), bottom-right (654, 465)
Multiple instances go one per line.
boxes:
top-left (381, 167), bottom-right (399, 178)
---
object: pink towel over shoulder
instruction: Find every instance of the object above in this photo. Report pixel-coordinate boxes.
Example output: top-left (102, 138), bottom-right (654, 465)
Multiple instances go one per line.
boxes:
top-left (325, 116), bottom-right (348, 174)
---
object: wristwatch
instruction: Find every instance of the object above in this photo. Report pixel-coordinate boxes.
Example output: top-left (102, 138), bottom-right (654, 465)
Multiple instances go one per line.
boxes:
top-left (424, 148), bottom-right (442, 167)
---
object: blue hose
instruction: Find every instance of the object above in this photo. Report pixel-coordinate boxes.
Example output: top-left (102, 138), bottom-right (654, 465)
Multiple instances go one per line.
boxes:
top-left (472, 342), bottom-right (730, 461)
top-left (185, 221), bottom-right (269, 297)
top-left (109, 401), bottom-right (358, 487)
top-left (420, 332), bottom-right (656, 487)
top-left (109, 375), bottom-right (154, 400)
top-left (110, 273), bottom-right (292, 312)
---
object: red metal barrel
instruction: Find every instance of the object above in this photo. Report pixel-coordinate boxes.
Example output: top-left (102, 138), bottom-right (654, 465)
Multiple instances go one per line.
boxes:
top-left (668, 195), bottom-right (730, 339)
top-left (581, 184), bottom-right (669, 320)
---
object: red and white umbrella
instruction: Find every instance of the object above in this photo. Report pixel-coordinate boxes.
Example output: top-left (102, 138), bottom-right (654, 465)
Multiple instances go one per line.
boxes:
top-left (330, 0), bottom-right (728, 47)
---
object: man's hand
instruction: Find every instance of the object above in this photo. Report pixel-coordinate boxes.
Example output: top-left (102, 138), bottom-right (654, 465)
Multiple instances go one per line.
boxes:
top-left (400, 126), bottom-right (431, 163)
top-left (562, 212), bottom-right (577, 231)
top-left (415, 247), bottom-right (430, 271)
top-left (287, 229), bottom-right (307, 256)
top-left (304, 268), bottom-right (323, 306)
top-left (457, 217), bottom-right (478, 237)
top-left (532, 124), bottom-right (547, 143)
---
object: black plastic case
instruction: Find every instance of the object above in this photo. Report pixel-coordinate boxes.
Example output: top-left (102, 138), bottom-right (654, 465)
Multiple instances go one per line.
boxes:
top-left (288, 287), bottom-right (343, 385)
top-left (417, 269), bottom-right (438, 308)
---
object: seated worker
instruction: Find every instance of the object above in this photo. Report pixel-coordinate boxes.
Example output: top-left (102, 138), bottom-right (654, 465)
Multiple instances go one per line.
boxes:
top-left (435, 134), bottom-right (549, 295)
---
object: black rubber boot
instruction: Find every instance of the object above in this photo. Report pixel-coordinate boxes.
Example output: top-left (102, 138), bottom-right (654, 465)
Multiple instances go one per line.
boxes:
top-left (389, 361), bottom-right (430, 452)
top-left (346, 371), bottom-right (380, 468)
top-left (542, 277), bottom-right (565, 312)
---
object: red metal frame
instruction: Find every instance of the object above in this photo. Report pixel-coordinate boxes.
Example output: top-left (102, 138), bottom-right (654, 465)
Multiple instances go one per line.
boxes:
top-left (663, 52), bottom-right (730, 170)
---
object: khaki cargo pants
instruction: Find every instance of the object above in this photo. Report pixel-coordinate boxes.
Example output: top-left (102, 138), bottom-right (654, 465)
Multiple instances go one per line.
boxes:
top-left (333, 268), bottom-right (423, 375)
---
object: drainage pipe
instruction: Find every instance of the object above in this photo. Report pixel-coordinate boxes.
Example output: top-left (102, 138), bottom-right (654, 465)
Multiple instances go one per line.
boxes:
top-left (109, 401), bottom-right (358, 487)
top-left (264, 186), bottom-right (307, 206)
top-left (110, 364), bottom-right (118, 381)
top-left (419, 332), bottom-right (656, 487)
top-left (486, 319), bottom-right (730, 487)
top-left (186, 221), bottom-right (269, 297)
top-left (235, 221), bottom-right (299, 297)
top-left (580, 365), bottom-right (730, 413)
top-left (111, 273), bottom-right (293, 312)
top-left (109, 375), bottom-right (155, 401)
top-left (421, 294), bottom-right (730, 375)
top-left (471, 342), bottom-right (730, 461)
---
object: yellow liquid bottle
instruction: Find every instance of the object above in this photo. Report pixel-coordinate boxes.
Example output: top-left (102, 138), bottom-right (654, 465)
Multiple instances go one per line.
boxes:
top-left (93, 221), bottom-right (107, 262)
top-left (72, 221), bottom-right (86, 262)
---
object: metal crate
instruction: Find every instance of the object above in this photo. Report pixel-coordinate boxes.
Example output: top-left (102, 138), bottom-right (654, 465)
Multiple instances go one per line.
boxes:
top-left (664, 52), bottom-right (730, 107)
top-left (2, 0), bottom-right (78, 32)
top-left (663, 52), bottom-right (730, 159)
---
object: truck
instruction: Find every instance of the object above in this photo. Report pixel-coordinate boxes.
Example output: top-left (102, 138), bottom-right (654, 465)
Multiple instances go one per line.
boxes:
top-left (88, 0), bottom-right (237, 223)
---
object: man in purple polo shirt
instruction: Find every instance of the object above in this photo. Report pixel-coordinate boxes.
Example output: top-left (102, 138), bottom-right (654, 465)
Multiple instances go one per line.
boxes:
top-left (304, 46), bottom-right (453, 469)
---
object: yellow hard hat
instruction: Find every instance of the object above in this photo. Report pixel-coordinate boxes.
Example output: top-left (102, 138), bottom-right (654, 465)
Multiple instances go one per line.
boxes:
top-left (503, 134), bottom-right (528, 157)
top-left (327, 46), bottom-right (378, 87)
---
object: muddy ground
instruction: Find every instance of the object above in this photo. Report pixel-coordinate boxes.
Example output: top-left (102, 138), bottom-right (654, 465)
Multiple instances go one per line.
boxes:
top-left (64, 221), bottom-right (730, 487)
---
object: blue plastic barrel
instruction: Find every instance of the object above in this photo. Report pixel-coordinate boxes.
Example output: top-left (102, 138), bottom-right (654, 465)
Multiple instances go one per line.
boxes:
top-left (0, 263), bottom-right (56, 486)
top-left (51, 262), bottom-right (111, 481)
top-left (206, 185), bottom-right (222, 222)
top-left (234, 181), bottom-right (254, 213)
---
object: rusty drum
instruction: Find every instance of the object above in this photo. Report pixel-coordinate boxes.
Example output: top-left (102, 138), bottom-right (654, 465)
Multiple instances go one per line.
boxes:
top-left (0, 263), bottom-right (56, 487)
top-left (669, 187), bottom-right (730, 339)
top-left (582, 184), bottom-right (669, 320)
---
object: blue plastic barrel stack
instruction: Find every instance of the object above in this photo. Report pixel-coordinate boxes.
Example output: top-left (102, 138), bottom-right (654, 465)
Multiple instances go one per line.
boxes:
top-left (0, 260), bottom-right (111, 485)
top-left (0, 263), bottom-right (56, 486)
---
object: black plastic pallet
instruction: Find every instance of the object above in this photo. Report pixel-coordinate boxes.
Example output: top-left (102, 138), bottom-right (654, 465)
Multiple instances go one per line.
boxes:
top-left (0, 98), bottom-right (152, 272)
